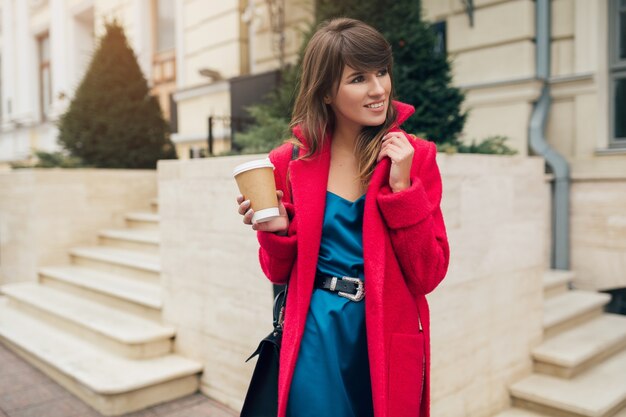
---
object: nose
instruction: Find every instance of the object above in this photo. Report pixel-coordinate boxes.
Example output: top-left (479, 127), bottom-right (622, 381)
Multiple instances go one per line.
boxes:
top-left (369, 76), bottom-right (385, 97)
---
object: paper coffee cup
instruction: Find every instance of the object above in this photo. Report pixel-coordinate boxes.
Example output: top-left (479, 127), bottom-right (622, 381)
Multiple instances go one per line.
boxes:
top-left (233, 158), bottom-right (280, 223)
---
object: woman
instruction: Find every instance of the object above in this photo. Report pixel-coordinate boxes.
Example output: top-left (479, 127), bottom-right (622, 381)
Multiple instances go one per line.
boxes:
top-left (236, 17), bottom-right (450, 417)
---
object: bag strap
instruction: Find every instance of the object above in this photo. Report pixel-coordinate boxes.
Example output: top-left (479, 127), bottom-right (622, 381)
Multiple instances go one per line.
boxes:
top-left (272, 143), bottom-right (299, 321)
top-left (286, 143), bottom-right (299, 203)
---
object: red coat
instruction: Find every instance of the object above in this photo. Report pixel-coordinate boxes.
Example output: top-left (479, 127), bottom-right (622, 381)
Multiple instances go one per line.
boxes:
top-left (256, 100), bottom-right (450, 417)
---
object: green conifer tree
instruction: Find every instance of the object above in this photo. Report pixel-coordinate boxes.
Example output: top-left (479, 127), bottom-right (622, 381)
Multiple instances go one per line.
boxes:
top-left (58, 21), bottom-right (177, 168)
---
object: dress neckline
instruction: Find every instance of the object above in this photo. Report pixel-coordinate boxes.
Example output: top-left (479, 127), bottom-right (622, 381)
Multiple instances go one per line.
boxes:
top-left (327, 190), bottom-right (366, 204)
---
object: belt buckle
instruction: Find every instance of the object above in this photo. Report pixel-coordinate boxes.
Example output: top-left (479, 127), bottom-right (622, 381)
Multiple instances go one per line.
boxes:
top-left (338, 276), bottom-right (364, 302)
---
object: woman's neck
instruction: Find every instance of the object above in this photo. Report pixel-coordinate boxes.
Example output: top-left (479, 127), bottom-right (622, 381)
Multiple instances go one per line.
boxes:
top-left (332, 121), bottom-right (361, 152)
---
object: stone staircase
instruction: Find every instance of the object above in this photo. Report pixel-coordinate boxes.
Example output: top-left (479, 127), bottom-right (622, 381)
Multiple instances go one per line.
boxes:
top-left (495, 270), bottom-right (626, 417)
top-left (0, 198), bottom-right (204, 416)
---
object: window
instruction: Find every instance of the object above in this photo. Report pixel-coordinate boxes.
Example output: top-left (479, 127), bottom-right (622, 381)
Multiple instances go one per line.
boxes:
top-left (432, 21), bottom-right (447, 57)
top-left (153, 0), bottom-right (175, 52)
top-left (609, 0), bottom-right (626, 146)
top-left (38, 33), bottom-right (52, 121)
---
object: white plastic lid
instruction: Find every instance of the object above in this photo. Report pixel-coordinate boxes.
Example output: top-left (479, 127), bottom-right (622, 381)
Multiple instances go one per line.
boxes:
top-left (232, 158), bottom-right (274, 177)
top-left (252, 207), bottom-right (280, 223)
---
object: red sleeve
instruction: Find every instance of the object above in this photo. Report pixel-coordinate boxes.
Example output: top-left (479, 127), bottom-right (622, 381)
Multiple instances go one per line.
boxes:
top-left (256, 146), bottom-right (298, 285)
top-left (376, 140), bottom-right (450, 295)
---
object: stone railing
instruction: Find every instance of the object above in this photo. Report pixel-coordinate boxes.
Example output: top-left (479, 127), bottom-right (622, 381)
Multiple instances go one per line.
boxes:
top-left (158, 151), bottom-right (549, 416)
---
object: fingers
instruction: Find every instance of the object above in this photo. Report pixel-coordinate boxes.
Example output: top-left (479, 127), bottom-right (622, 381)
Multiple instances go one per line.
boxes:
top-left (236, 194), bottom-right (253, 224)
top-left (378, 140), bottom-right (401, 162)
top-left (382, 132), bottom-right (409, 144)
top-left (243, 207), bottom-right (254, 225)
top-left (238, 190), bottom-right (286, 226)
top-left (252, 216), bottom-right (289, 233)
top-left (238, 199), bottom-right (251, 215)
top-left (380, 133), bottom-right (404, 162)
top-left (377, 145), bottom-right (387, 162)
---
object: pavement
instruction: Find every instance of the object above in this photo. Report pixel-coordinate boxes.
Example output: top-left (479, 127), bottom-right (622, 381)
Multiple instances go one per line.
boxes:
top-left (0, 342), bottom-right (237, 417)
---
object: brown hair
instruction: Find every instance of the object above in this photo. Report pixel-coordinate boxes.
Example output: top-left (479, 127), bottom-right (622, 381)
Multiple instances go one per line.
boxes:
top-left (288, 17), bottom-right (398, 187)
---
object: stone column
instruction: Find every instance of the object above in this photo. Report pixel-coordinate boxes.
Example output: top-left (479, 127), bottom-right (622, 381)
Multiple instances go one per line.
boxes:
top-left (175, 0), bottom-right (185, 88)
top-left (133, 0), bottom-right (153, 83)
top-left (1, 0), bottom-right (16, 127)
top-left (14, 0), bottom-right (37, 124)
top-left (50, 0), bottom-right (71, 119)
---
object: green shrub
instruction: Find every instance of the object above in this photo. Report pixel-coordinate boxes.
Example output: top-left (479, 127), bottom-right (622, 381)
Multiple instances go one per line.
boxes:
top-left (10, 151), bottom-right (90, 169)
top-left (437, 135), bottom-right (518, 155)
top-left (57, 21), bottom-right (177, 169)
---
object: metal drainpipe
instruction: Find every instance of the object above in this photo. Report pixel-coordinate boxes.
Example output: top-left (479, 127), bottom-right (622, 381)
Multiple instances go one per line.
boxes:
top-left (529, 0), bottom-right (570, 270)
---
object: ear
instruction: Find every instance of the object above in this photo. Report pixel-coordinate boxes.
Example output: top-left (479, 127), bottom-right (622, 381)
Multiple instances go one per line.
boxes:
top-left (324, 96), bottom-right (332, 104)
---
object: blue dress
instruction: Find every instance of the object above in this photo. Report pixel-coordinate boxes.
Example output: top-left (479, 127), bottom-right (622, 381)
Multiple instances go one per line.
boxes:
top-left (286, 191), bottom-right (374, 417)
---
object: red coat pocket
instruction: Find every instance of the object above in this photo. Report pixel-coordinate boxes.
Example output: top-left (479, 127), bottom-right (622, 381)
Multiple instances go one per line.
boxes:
top-left (387, 332), bottom-right (425, 417)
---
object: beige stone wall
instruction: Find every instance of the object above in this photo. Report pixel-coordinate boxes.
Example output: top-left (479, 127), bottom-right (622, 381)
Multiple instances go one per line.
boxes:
top-left (0, 169), bottom-right (157, 286)
top-left (570, 178), bottom-right (626, 291)
top-left (158, 152), bottom-right (548, 415)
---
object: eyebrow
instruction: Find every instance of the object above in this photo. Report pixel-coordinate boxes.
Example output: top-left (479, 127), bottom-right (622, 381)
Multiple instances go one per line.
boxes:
top-left (346, 71), bottom-right (363, 78)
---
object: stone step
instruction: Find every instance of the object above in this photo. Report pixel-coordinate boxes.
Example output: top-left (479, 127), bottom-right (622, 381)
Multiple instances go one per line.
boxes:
top-left (125, 211), bottom-right (160, 230)
top-left (0, 298), bottom-right (202, 416)
top-left (543, 290), bottom-right (612, 338)
top-left (38, 265), bottom-right (162, 321)
top-left (98, 228), bottom-right (160, 254)
top-left (1, 282), bottom-right (173, 359)
top-left (69, 246), bottom-right (160, 283)
top-left (533, 314), bottom-right (626, 378)
top-left (510, 348), bottom-right (626, 417)
top-left (493, 408), bottom-right (553, 417)
top-left (544, 269), bottom-right (575, 298)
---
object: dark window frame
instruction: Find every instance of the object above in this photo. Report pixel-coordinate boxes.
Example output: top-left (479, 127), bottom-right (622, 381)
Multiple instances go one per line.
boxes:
top-left (432, 20), bottom-right (447, 57)
top-left (609, 0), bottom-right (626, 147)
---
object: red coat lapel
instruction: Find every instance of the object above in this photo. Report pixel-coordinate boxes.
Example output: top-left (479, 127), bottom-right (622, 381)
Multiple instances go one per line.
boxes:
top-left (281, 132), bottom-right (331, 392)
top-left (362, 156), bottom-right (391, 410)
top-left (288, 139), bottom-right (330, 323)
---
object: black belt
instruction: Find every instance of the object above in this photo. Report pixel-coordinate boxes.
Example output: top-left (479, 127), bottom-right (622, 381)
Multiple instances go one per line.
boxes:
top-left (314, 272), bottom-right (364, 302)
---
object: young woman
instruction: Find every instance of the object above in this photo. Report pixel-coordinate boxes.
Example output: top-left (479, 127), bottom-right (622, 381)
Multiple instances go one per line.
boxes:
top-left (236, 17), bottom-right (450, 417)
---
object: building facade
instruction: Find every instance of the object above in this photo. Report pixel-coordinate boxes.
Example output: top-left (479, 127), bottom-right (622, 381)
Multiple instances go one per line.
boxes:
top-left (0, 0), bottom-right (152, 167)
top-left (0, 0), bottom-right (624, 288)
top-left (0, 0), bottom-right (313, 167)
top-left (423, 0), bottom-right (626, 292)
top-left (171, 0), bottom-right (313, 158)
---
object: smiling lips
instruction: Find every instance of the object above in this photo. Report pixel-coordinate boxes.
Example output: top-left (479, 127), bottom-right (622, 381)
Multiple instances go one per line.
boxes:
top-left (365, 100), bottom-right (385, 111)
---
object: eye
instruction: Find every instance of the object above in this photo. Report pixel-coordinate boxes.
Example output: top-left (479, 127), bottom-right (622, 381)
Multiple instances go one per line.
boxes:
top-left (350, 75), bottom-right (365, 84)
top-left (378, 68), bottom-right (388, 76)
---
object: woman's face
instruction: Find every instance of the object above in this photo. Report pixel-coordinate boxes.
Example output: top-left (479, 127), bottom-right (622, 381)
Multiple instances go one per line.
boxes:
top-left (325, 64), bottom-right (391, 131)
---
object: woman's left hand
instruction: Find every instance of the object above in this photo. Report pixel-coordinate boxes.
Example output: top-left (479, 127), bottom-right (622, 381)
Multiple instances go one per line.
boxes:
top-left (377, 132), bottom-right (414, 192)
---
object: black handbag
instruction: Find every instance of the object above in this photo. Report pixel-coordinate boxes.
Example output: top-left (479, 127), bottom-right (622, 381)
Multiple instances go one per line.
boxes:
top-left (240, 144), bottom-right (298, 417)
top-left (240, 287), bottom-right (287, 417)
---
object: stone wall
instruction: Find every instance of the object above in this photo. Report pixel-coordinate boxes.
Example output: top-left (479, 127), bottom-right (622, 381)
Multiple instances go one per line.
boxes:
top-left (570, 177), bottom-right (626, 291)
top-left (158, 151), bottom-right (549, 416)
top-left (0, 169), bottom-right (157, 285)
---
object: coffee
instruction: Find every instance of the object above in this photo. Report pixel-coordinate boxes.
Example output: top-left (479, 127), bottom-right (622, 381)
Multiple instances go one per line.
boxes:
top-left (233, 158), bottom-right (280, 223)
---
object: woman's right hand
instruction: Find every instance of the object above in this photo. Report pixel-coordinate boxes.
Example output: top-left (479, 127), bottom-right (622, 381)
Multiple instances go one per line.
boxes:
top-left (236, 190), bottom-right (290, 235)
